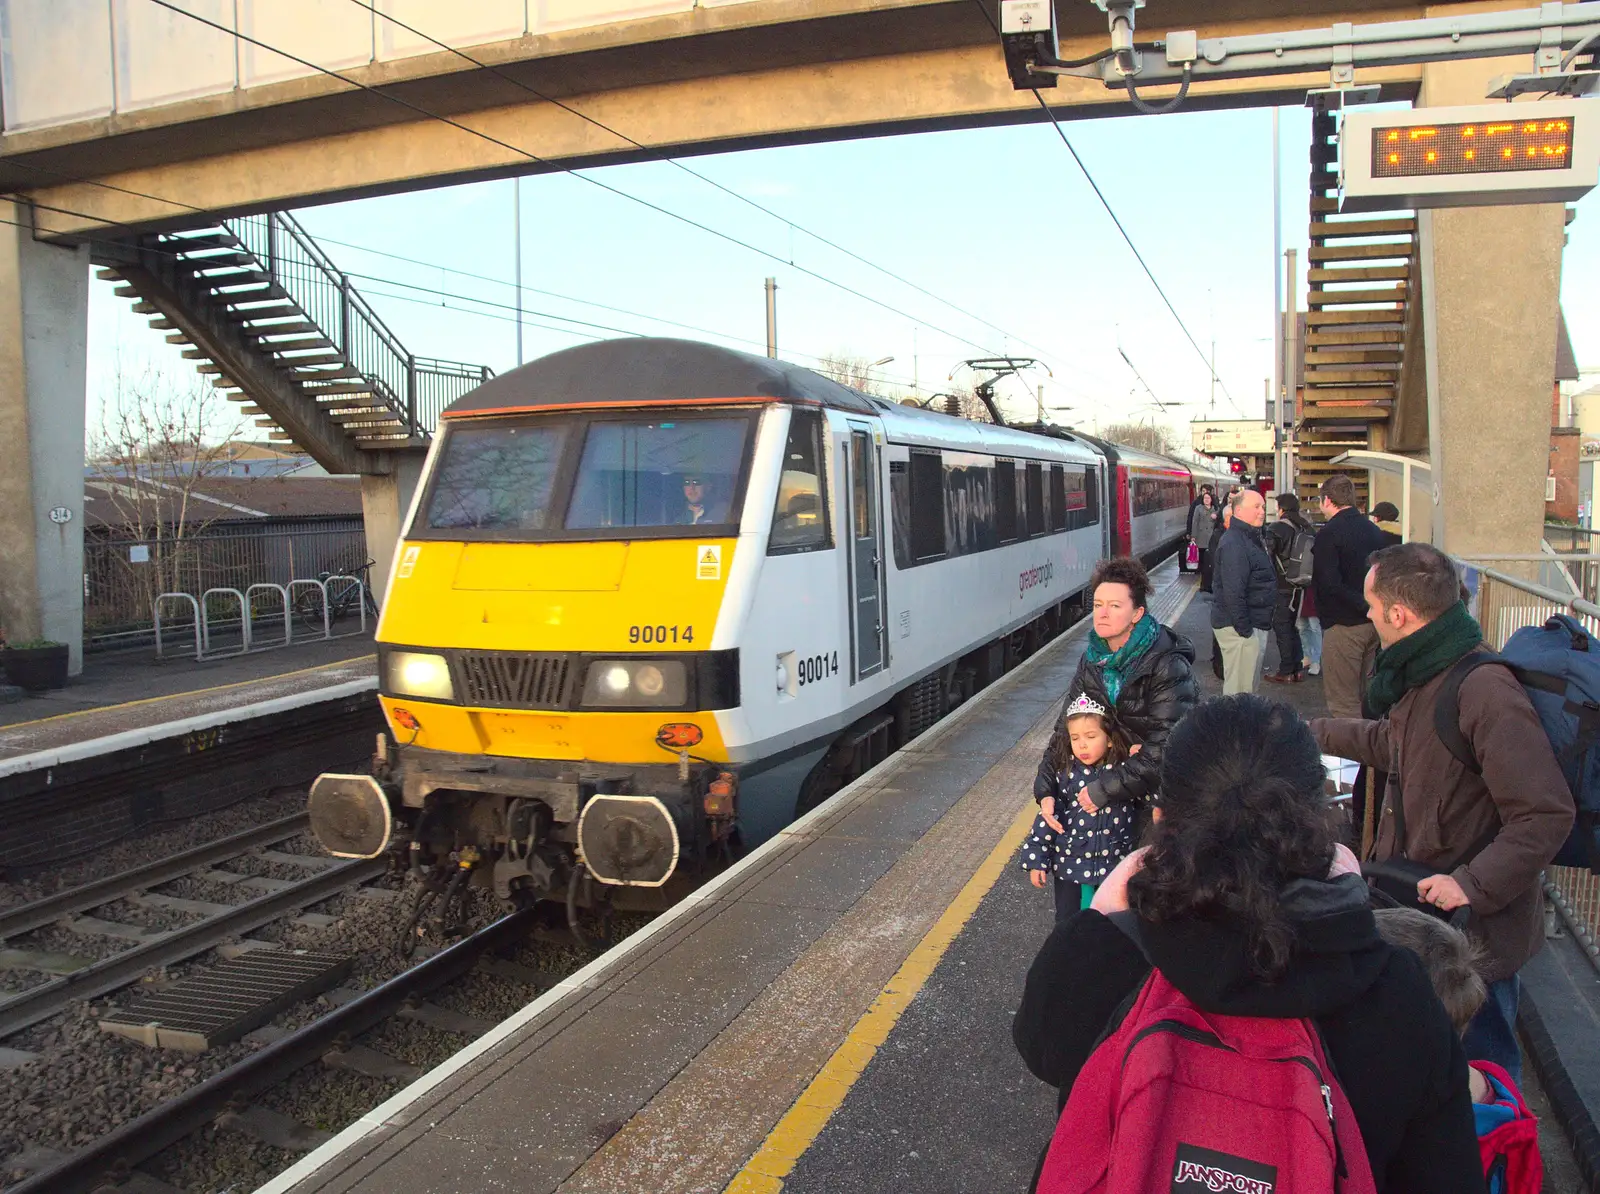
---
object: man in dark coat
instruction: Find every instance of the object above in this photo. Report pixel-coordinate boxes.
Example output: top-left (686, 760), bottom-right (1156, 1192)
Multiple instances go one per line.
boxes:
top-left (1210, 489), bottom-right (1275, 694)
top-left (1312, 474), bottom-right (1389, 717)
top-left (1313, 542), bottom-right (1574, 1083)
top-left (1264, 492), bottom-right (1314, 684)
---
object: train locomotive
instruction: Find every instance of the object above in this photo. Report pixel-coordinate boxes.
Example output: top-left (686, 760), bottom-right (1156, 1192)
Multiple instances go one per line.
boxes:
top-left (307, 338), bottom-right (1226, 925)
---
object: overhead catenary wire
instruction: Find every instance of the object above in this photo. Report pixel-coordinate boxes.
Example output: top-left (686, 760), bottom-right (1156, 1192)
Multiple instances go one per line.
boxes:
top-left (343, 0), bottom-right (1068, 369)
top-left (122, 0), bottom-right (1029, 367)
top-left (964, 0), bottom-right (1242, 417)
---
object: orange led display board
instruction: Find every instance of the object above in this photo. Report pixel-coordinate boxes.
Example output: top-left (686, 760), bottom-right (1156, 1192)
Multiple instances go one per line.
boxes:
top-left (1371, 118), bottom-right (1574, 178)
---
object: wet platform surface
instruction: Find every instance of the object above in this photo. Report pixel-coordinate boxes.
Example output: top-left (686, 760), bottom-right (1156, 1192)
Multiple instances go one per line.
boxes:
top-left (0, 636), bottom-right (375, 763)
top-left (262, 569), bottom-right (1588, 1194)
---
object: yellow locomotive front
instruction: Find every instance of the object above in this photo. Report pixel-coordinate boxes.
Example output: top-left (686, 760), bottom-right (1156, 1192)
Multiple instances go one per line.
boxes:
top-left (308, 343), bottom-right (774, 915)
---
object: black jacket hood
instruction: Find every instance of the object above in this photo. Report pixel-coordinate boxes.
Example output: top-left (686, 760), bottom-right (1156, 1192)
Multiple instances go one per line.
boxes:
top-left (1144, 625), bottom-right (1196, 669)
top-left (1122, 873), bottom-right (1390, 1020)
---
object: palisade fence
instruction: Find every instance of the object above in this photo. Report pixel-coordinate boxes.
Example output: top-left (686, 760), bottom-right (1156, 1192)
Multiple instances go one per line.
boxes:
top-left (1465, 562), bottom-right (1600, 973)
top-left (84, 520), bottom-right (367, 646)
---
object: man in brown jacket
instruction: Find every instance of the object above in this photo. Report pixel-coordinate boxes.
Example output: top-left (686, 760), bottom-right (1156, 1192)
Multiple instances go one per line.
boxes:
top-left (1312, 542), bottom-right (1573, 1083)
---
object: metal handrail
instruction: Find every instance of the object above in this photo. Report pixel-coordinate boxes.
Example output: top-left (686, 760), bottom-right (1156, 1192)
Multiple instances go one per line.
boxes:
top-left (222, 211), bottom-right (490, 438)
top-left (287, 577), bottom-right (331, 640)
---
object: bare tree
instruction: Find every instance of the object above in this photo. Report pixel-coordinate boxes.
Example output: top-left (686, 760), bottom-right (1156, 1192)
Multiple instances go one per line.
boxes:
top-left (1099, 421), bottom-right (1175, 456)
top-left (87, 364), bottom-right (248, 620)
top-left (815, 352), bottom-right (903, 400)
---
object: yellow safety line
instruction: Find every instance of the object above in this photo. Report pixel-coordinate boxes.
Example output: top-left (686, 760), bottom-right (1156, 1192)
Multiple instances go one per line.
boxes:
top-left (724, 800), bottom-right (1038, 1194)
top-left (0, 654), bottom-right (377, 732)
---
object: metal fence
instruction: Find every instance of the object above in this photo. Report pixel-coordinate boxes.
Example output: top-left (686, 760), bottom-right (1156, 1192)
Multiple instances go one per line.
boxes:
top-left (1465, 563), bottom-right (1600, 968)
top-left (84, 520), bottom-right (367, 643)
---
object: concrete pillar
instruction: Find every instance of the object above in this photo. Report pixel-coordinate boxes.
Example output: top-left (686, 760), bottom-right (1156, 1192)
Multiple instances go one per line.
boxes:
top-left (360, 448), bottom-right (428, 607)
top-left (1419, 48), bottom-right (1566, 557)
top-left (0, 202), bottom-right (90, 673)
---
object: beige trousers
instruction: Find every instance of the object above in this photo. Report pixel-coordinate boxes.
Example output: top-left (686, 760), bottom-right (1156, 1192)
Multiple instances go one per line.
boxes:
top-left (1214, 627), bottom-right (1268, 695)
top-left (1322, 621), bottom-right (1379, 719)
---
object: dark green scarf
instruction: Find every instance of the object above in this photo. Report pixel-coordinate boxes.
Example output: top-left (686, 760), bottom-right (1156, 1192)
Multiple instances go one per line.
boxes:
top-left (1365, 601), bottom-right (1483, 717)
top-left (1086, 613), bottom-right (1161, 705)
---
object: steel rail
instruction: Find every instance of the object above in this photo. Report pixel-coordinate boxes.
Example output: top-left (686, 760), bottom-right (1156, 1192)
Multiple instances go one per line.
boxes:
top-left (9, 907), bottom-right (539, 1194)
top-left (0, 857), bottom-right (385, 1039)
top-left (0, 812), bottom-right (312, 941)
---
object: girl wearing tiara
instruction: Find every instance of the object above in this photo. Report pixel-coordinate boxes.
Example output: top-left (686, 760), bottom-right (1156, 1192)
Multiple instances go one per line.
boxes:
top-left (1021, 691), bottom-right (1138, 920)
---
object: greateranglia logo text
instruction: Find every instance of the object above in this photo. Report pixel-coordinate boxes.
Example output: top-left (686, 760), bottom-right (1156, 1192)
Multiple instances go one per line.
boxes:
top-left (1170, 1144), bottom-right (1277, 1194)
top-left (1018, 561), bottom-right (1054, 598)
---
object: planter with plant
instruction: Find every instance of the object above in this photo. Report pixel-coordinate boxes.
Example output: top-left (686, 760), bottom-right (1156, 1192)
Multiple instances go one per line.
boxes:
top-left (1, 639), bottom-right (69, 693)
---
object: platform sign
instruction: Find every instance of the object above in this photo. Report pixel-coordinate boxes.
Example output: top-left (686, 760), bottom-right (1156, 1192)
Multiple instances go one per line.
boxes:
top-left (1340, 100), bottom-right (1600, 212)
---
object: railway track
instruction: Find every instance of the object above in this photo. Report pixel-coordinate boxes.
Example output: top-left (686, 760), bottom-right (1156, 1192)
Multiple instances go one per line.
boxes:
top-left (0, 814), bottom-right (385, 1039)
top-left (9, 909), bottom-right (544, 1194)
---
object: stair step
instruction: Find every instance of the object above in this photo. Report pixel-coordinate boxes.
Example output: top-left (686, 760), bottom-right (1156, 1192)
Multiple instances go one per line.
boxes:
top-left (294, 367), bottom-right (364, 381)
top-left (165, 333), bottom-right (191, 345)
top-left (268, 432), bottom-right (297, 443)
top-left (1308, 264), bottom-right (1411, 283)
top-left (1302, 349), bottom-right (1402, 365)
top-left (204, 269), bottom-right (272, 287)
top-left (212, 378), bottom-right (242, 390)
top-left (241, 405), bottom-right (266, 416)
top-left (1310, 195), bottom-right (1341, 214)
top-left (229, 303), bottom-right (301, 322)
top-left (1309, 242), bottom-right (1414, 262)
top-left (148, 318), bottom-right (177, 330)
top-left (1310, 218), bottom-right (1416, 238)
top-left (217, 285), bottom-right (291, 305)
top-left (183, 250), bottom-right (256, 268)
top-left (96, 267), bottom-right (123, 281)
top-left (163, 231), bottom-right (240, 252)
top-left (1303, 368), bottom-right (1397, 384)
top-left (196, 363), bottom-right (225, 375)
top-left (1305, 309), bottom-right (1405, 327)
top-left (252, 327), bottom-right (327, 343)
top-left (1303, 384), bottom-right (1396, 399)
top-left (307, 382), bottom-right (377, 396)
top-left (131, 301), bottom-right (162, 316)
top-left (355, 435), bottom-right (427, 449)
top-left (1305, 329), bottom-right (1405, 347)
top-left (276, 351), bottom-right (347, 366)
top-left (1307, 286), bottom-right (1407, 307)
top-left (330, 410), bottom-right (399, 424)
top-left (256, 417), bottom-right (283, 429)
top-left (113, 285), bottom-right (140, 298)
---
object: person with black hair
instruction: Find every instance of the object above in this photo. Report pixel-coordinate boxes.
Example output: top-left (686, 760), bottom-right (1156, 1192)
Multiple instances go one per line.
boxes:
top-left (1033, 557), bottom-right (1198, 838)
top-left (1265, 492), bottom-right (1314, 685)
top-left (1015, 694), bottom-right (1485, 1192)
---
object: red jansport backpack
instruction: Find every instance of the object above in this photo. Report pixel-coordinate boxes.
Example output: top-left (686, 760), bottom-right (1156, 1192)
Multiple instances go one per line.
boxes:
top-left (1469, 1061), bottom-right (1542, 1194)
top-left (1038, 970), bottom-right (1376, 1194)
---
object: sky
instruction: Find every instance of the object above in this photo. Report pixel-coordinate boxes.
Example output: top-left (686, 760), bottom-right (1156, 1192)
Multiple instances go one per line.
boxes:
top-left (83, 99), bottom-right (1600, 455)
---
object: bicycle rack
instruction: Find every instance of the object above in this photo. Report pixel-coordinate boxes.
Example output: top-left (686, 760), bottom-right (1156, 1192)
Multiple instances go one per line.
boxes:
top-left (288, 578), bottom-right (331, 641)
top-left (245, 583), bottom-right (291, 650)
top-left (200, 588), bottom-right (250, 657)
top-left (324, 575), bottom-right (371, 639)
top-left (153, 592), bottom-right (203, 661)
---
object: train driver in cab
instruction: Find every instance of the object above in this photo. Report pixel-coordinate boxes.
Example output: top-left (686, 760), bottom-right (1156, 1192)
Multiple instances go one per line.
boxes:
top-left (676, 473), bottom-right (728, 525)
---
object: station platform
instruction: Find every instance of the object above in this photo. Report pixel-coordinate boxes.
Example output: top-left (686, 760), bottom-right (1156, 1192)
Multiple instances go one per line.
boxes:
top-left (0, 637), bottom-right (375, 765)
top-left (260, 566), bottom-right (1588, 1194)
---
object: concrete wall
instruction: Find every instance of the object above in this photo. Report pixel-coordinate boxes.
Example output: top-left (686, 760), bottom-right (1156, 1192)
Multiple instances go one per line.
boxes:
top-left (1420, 45), bottom-right (1567, 558)
top-left (360, 448), bottom-right (428, 609)
top-left (0, 202), bottom-right (90, 671)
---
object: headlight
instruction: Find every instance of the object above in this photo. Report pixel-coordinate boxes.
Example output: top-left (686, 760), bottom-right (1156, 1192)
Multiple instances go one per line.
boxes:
top-left (581, 660), bottom-right (688, 708)
top-left (388, 650), bottom-right (455, 701)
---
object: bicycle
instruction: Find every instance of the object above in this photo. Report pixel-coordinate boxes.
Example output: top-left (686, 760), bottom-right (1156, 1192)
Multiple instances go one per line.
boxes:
top-left (294, 559), bottom-right (380, 632)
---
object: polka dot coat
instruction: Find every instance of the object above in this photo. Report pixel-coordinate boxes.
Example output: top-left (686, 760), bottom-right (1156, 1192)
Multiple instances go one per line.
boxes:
top-left (1018, 758), bottom-right (1138, 885)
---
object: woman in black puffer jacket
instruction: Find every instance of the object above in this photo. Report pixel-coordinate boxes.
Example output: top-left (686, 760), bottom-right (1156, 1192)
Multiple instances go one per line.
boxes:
top-left (1033, 557), bottom-right (1199, 828)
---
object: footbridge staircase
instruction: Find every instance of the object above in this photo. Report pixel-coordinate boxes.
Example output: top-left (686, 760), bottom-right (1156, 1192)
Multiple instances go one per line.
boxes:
top-left (1296, 106), bottom-right (1416, 509)
top-left (94, 212), bottom-right (492, 475)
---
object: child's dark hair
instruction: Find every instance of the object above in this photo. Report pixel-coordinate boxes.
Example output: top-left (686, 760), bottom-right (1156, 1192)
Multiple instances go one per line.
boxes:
top-left (1046, 704), bottom-right (1130, 774)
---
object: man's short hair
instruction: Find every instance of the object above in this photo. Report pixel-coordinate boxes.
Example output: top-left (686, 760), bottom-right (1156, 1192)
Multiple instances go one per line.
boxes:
top-left (1276, 493), bottom-right (1301, 515)
top-left (1229, 489), bottom-right (1258, 512)
top-left (1368, 542), bottom-right (1462, 621)
top-left (1373, 907), bottom-right (1487, 1036)
top-left (1089, 557), bottom-right (1151, 611)
top-left (1320, 475), bottom-right (1358, 509)
top-left (1371, 501), bottom-right (1400, 522)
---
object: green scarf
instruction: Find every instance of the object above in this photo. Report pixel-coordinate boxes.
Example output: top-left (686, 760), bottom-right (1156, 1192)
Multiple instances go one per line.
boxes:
top-left (1365, 601), bottom-right (1484, 717)
top-left (1086, 613), bottom-right (1162, 705)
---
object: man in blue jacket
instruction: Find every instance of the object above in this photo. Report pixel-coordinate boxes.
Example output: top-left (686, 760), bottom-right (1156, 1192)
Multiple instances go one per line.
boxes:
top-left (1210, 489), bottom-right (1276, 694)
